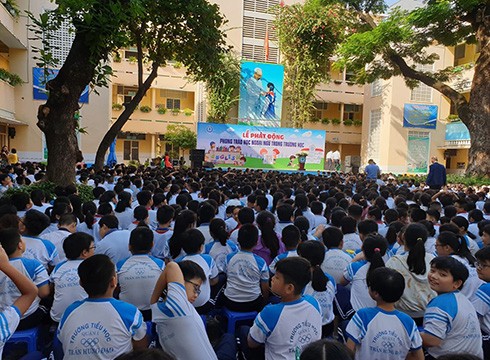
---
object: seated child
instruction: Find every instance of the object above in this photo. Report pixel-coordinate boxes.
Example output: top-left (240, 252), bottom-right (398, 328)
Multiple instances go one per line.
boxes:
top-left (321, 227), bottom-right (353, 284)
top-left (176, 229), bottom-right (218, 314)
top-left (340, 216), bottom-right (362, 252)
top-left (345, 267), bottom-right (423, 360)
top-left (57, 254), bottom-right (147, 359)
top-left (269, 225), bottom-right (300, 275)
top-left (222, 224), bottom-right (269, 312)
top-left (117, 227), bottom-right (164, 321)
top-left (0, 242), bottom-right (37, 357)
top-left (229, 207), bottom-right (255, 245)
top-left (298, 240), bottom-right (336, 338)
top-left (151, 205), bottom-right (174, 260)
top-left (43, 213), bottom-right (77, 262)
top-left (204, 218), bottom-right (238, 273)
top-left (0, 228), bottom-right (50, 330)
top-left (471, 246), bottom-right (490, 358)
top-left (421, 256), bottom-right (483, 359)
top-left (49, 232), bottom-right (94, 323)
top-left (247, 257), bottom-right (322, 359)
top-left (151, 261), bottom-right (218, 360)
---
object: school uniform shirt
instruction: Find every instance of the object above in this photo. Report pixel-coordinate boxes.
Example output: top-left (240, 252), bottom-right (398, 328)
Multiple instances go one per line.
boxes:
top-left (151, 282), bottom-right (217, 360)
top-left (196, 224), bottom-right (213, 245)
top-left (148, 209), bottom-right (158, 229)
top-left (176, 253), bottom-right (218, 308)
top-left (95, 229), bottom-right (131, 265)
top-left (425, 237), bottom-right (436, 255)
top-left (311, 214), bottom-right (327, 229)
top-left (274, 221), bottom-right (293, 235)
top-left (225, 217), bottom-right (238, 233)
top-left (224, 251), bottom-right (269, 302)
top-left (22, 235), bottom-right (60, 270)
top-left (322, 248), bottom-right (353, 285)
top-left (116, 255), bottom-right (165, 311)
top-left (31, 203), bottom-right (51, 214)
top-left (450, 255), bottom-right (484, 300)
top-left (249, 296), bottom-right (322, 360)
top-left (40, 222), bottom-right (60, 236)
top-left (49, 259), bottom-right (87, 322)
top-left (346, 307), bottom-right (422, 360)
top-left (385, 253), bottom-right (436, 318)
top-left (342, 233), bottom-right (362, 252)
top-left (303, 274), bottom-right (336, 325)
top-left (301, 210), bottom-right (316, 232)
top-left (0, 305), bottom-right (21, 358)
top-left (151, 228), bottom-right (173, 259)
top-left (344, 261), bottom-right (376, 312)
top-left (204, 240), bottom-right (238, 273)
top-left (377, 222), bottom-right (389, 238)
top-left (115, 208), bottom-right (134, 230)
top-left (42, 228), bottom-right (72, 262)
top-left (423, 291), bottom-right (483, 359)
top-left (0, 258), bottom-right (49, 318)
top-left (269, 250), bottom-right (298, 275)
top-left (472, 282), bottom-right (490, 335)
top-left (57, 298), bottom-right (146, 360)
top-left (77, 221), bottom-right (96, 237)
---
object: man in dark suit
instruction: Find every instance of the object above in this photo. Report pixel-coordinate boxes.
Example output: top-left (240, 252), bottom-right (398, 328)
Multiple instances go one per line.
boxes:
top-left (426, 156), bottom-right (447, 190)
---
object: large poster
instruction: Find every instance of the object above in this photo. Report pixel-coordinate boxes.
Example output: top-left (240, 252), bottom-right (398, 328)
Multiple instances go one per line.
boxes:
top-left (33, 67), bottom-right (89, 103)
top-left (238, 61), bottom-right (284, 127)
top-left (197, 123), bottom-right (326, 171)
top-left (403, 104), bottom-right (437, 129)
top-left (407, 134), bottom-right (430, 173)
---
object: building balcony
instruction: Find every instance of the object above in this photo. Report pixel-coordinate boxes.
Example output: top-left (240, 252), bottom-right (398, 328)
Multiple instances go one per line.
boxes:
top-left (0, 3), bottom-right (27, 49)
top-left (315, 80), bottom-right (364, 104)
top-left (0, 79), bottom-right (15, 114)
top-left (113, 108), bottom-right (196, 134)
top-left (305, 121), bottom-right (362, 144)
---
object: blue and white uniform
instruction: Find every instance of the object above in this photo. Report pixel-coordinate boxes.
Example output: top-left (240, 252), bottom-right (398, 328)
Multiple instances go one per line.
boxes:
top-left (343, 261), bottom-right (376, 312)
top-left (269, 250), bottom-right (298, 275)
top-left (115, 208), bottom-right (133, 230)
top-left (57, 298), bottom-right (146, 360)
top-left (322, 248), bottom-right (353, 284)
top-left (204, 240), bottom-right (238, 273)
top-left (342, 233), bottom-right (362, 252)
top-left (50, 259), bottom-right (87, 322)
top-left (95, 229), bottom-right (131, 265)
top-left (303, 274), bottom-right (336, 325)
top-left (346, 307), bottom-right (422, 360)
top-left (0, 258), bottom-right (49, 318)
top-left (22, 235), bottom-right (59, 270)
top-left (249, 296), bottom-right (322, 360)
top-left (423, 291), bottom-right (483, 359)
top-left (0, 306), bottom-right (21, 357)
top-left (42, 228), bottom-right (72, 262)
top-left (116, 255), bottom-right (164, 311)
top-left (151, 282), bottom-right (217, 360)
top-left (176, 253), bottom-right (218, 308)
top-left (224, 251), bottom-right (269, 302)
top-left (472, 282), bottom-right (490, 335)
top-left (196, 224), bottom-right (213, 245)
top-left (151, 228), bottom-right (173, 259)
top-left (450, 254), bottom-right (483, 300)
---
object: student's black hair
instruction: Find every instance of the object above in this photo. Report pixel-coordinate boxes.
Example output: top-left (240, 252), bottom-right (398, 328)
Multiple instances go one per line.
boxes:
top-left (238, 223), bottom-right (259, 250)
top-left (64, 232), bottom-right (94, 260)
top-left (426, 208), bottom-right (441, 222)
top-left (275, 257), bottom-right (312, 295)
top-left (136, 190), bottom-right (153, 207)
top-left (410, 208), bottom-right (427, 223)
top-left (443, 205), bottom-right (457, 219)
top-left (298, 240), bottom-right (329, 292)
top-left (133, 206), bottom-right (149, 227)
top-left (129, 226), bottom-right (154, 253)
top-left (10, 192), bottom-right (31, 212)
top-left (357, 219), bottom-right (378, 236)
top-left (469, 209), bottom-right (484, 223)
top-left (300, 339), bottom-right (354, 360)
top-left (255, 195), bottom-right (268, 211)
top-left (78, 254), bottom-right (115, 297)
top-left (168, 210), bottom-right (197, 259)
top-left (181, 228), bottom-right (205, 254)
top-left (404, 223), bottom-right (428, 275)
top-left (330, 210), bottom-right (347, 227)
top-left (347, 204), bottom-right (363, 219)
top-left (437, 231), bottom-right (476, 266)
top-left (0, 228), bottom-right (21, 256)
top-left (96, 203), bottom-right (113, 217)
top-left (293, 216), bottom-right (310, 242)
top-left (115, 191), bottom-right (132, 213)
top-left (366, 267), bottom-right (405, 303)
top-left (481, 224), bottom-right (490, 238)
top-left (179, 260), bottom-right (206, 282)
top-left (23, 209), bottom-right (50, 235)
top-left (30, 189), bottom-right (46, 207)
top-left (115, 348), bottom-right (175, 360)
top-left (418, 219), bottom-right (436, 237)
top-left (276, 203), bottom-right (294, 222)
top-left (197, 203), bottom-right (215, 224)
top-left (237, 207), bottom-right (255, 225)
top-left (383, 209), bottom-right (399, 224)
top-left (156, 205), bottom-right (175, 225)
top-left (209, 218), bottom-right (228, 246)
top-left (383, 221), bottom-right (403, 246)
top-left (46, 202), bottom-right (71, 224)
top-left (256, 211), bottom-right (280, 259)
top-left (59, 213), bottom-right (77, 227)
top-left (310, 201), bottom-right (323, 216)
top-left (281, 225), bottom-right (300, 249)
top-left (340, 216), bottom-right (357, 235)
top-left (451, 215), bottom-right (476, 239)
top-left (92, 186), bottom-right (106, 201)
top-left (321, 226), bottom-right (343, 249)
top-left (439, 222), bottom-right (459, 234)
top-left (99, 214), bottom-right (119, 230)
top-left (294, 194), bottom-right (309, 211)
top-left (362, 234), bottom-right (388, 280)
top-left (82, 201), bottom-right (97, 230)
top-left (475, 246), bottom-right (490, 262)
top-left (367, 206), bottom-right (382, 221)
top-left (430, 256), bottom-right (469, 289)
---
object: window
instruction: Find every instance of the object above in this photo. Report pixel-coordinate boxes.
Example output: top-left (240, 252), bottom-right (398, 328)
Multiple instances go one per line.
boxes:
top-left (116, 86), bottom-right (138, 104)
top-left (47, 19), bottom-right (75, 65)
top-left (371, 80), bottom-right (382, 97)
top-left (455, 44), bottom-right (466, 59)
top-left (368, 109), bottom-right (381, 163)
top-left (344, 104), bottom-right (361, 121)
top-left (166, 99), bottom-right (181, 110)
top-left (410, 64), bottom-right (433, 103)
top-left (124, 49), bottom-right (138, 59)
top-left (123, 141), bottom-right (139, 161)
top-left (243, 0), bottom-right (280, 14)
top-left (345, 70), bottom-right (356, 83)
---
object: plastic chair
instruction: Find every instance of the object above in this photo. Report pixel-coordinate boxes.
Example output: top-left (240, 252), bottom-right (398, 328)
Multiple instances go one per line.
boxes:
top-left (6, 326), bottom-right (40, 353)
top-left (222, 308), bottom-right (257, 334)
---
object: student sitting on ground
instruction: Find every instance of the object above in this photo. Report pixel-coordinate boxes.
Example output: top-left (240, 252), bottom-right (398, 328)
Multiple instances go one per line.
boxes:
top-left (229, 207), bottom-right (255, 245)
top-left (340, 216), bottom-right (362, 252)
top-left (49, 232), bottom-right (94, 323)
top-left (345, 267), bottom-right (423, 360)
top-left (204, 218), bottom-right (238, 274)
top-left (95, 215), bottom-right (131, 265)
top-left (151, 205), bottom-right (174, 260)
top-left (321, 226), bottom-right (353, 284)
top-left (269, 225), bottom-right (300, 275)
top-left (0, 242), bottom-right (38, 357)
top-left (43, 213), bottom-right (77, 262)
top-left (117, 227), bottom-right (164, 321)
top-left (0, 228), bottom-right (50, 330)
top-left (246, 257), bottom-right (322, 360)
top-left (57, 255), bottom-right (147, 359)
top-left (421, 256), bottom-right (483, 359)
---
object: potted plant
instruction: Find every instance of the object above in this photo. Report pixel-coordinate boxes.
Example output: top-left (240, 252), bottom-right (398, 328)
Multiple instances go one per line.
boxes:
top-left (112, 103), bottom-right (123, 110)
top-left (321, 118), bottom-right (330, 125)
top-left (343, 119), bottom-right (354, 126)
top-left (172, 108), bottom-right (180, 115)
top-left (353, 119), bottom-right (362, 126)
top-left (331, 118), bottom-right (341, 125)
top-left (183, 108), bottom-right (193, 116)
top-left (173, 61), bottom-right (183, 69)
top-left (446, 114), bottom-right (460, 122)
top-left (296, 151), bottom-right (308, 171)
top-left (113, 51), bottom-right (121, 63)
top-left (140, 105), bottom-right (152, 113)
top-left (157, 107), bottom-right (167, 115)
top-left (128, 56), bottom-right (137, 64)
top-left (309, 117), bottom-right (320, 123)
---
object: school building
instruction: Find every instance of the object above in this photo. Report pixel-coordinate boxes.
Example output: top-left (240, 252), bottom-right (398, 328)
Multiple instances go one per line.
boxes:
top-left (0, 0), bottom-right (475, 173)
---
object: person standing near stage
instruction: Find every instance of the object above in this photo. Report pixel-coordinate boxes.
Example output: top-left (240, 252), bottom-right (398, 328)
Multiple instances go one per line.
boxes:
top-left (326, 150), bottom-right (334, 171)
top-left (364, 159), bottom-right (380, 180)
top-left (426, 156), bottom-right (446, 191)
top-left (332, 150), bottom-right (341, 170)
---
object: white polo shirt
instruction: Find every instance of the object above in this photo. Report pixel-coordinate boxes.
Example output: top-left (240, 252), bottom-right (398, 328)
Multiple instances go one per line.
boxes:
top-left (22, 235), bottom-right (60, 270)
top-left (95, 229), bottom-right (131, 265)
top-left (0, 306), bottom-right (21, 358)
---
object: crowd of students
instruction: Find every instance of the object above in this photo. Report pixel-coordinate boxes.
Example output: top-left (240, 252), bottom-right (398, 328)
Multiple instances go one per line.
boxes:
top-left (0, 162), bottom-right (490, 359)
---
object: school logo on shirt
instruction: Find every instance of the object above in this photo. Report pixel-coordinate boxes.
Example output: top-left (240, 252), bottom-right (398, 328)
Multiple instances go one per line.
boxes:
top-left (370, 330), bottom-right (404, 356)
top-left (288, 320), bottom-right (319, 353)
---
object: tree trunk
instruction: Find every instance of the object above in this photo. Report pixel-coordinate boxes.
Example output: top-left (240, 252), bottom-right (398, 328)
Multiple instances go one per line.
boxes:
top-left (94, 64), bottom-right (159, 170)
top-left (37, 32), bottom-right (95, 185)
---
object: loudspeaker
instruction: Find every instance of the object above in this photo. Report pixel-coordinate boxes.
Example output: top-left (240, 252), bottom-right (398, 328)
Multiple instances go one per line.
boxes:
top-left (8, 127), bottom-right (15, 139)
top-left (190, 149), bottom-right (205, 169)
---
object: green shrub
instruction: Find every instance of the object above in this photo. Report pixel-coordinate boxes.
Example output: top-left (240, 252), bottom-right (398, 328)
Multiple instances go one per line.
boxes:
top-left (395, 174), bottom-right (489, 186)
top-left (331, 118), bottom-right (341, 125)
top-left (321, 118), bottom-right (330, 124)
top-left (183, 108), bottom-right (193, 116)
top-left (343, 119), bottom-right (353, 126)
top-left (353, 120), bottom-right (362, 126)
top-left (157, 107), bottom-right (167, 114)
top-left (112, 103), bottom-right (123, 110)
top-left (140, 105), bottom-right (152, 113)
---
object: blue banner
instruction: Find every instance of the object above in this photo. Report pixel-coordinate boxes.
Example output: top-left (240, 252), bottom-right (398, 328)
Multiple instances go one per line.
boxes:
top-left (33, 67), bottom-right (89, 103)
top-left (403, 104), bottom-right (438, 129)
